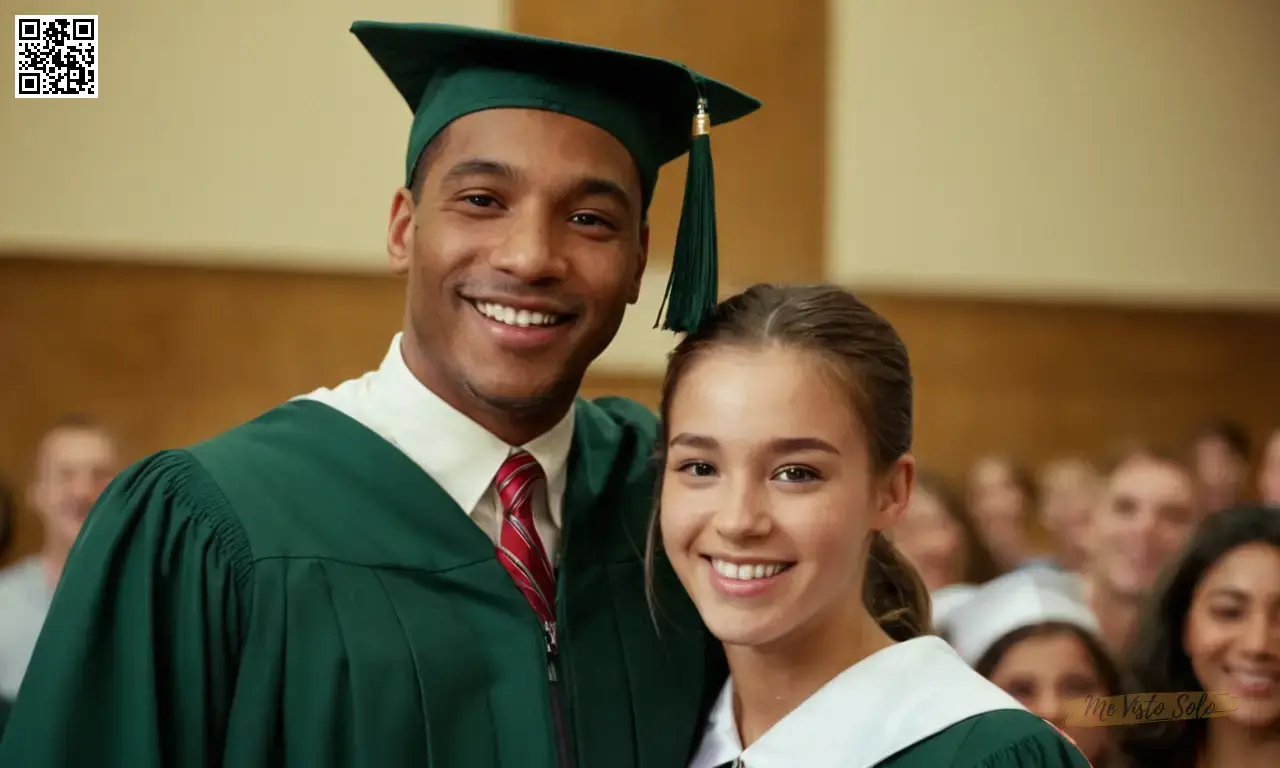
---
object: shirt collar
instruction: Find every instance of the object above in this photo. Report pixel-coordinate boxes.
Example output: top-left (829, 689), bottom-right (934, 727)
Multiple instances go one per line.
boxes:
top-left (690, 636), bottom-right (1025, 768)
top-left (366, 333), bottom-right (575, 522)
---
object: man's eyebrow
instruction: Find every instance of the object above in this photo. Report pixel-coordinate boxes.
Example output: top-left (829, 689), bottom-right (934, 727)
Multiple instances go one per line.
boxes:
top-left (440, 158), bottom-right (521, 185)
top-left (569, 176), bottom-right (636, 212)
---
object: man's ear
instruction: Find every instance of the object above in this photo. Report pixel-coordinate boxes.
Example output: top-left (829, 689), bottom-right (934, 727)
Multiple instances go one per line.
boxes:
top-left (873, 455), bottom-right (916, 533)
top-left (387, 187), bottom-right (416, 276)
top-left (629, 223), bottom-right (650, 305)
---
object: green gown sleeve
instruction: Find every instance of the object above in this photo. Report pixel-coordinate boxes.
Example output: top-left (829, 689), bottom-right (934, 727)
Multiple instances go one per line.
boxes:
top-left (969, 736), bottom-right (1094, 768)
top-left (960, 714), bottom-right (1094, 768)
top-left (0, 451), bottom-right (253, 767)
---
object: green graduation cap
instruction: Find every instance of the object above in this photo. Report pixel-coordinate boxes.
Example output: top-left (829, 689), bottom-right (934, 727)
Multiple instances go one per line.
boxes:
top-left (350, 21), bottom-right (762, 334)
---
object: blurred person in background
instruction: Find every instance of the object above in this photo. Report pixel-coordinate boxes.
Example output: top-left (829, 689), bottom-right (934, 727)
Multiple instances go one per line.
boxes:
top-left (1084, 444), bottom-right (1201, 658)
top-left (968, 454), bottom-right (1042, 572)
top-left (1189, 418), bottom-right (1252, 513)
top-left (1121, 506), bottom-right (1280, 768)
top-left (948, 571), bottom-right (1121, 768)
top-left (893, 469), bottom-right (1000, 592)
top-left (0, 414), bottom-right (117, 703)
top-left (1259, 428), bottom-right (1280, 507)
top-left (1037, 458), bottom-right (1101, 573)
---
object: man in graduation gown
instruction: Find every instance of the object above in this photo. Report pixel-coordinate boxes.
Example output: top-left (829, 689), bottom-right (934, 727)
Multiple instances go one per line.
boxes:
top-left (0, 21), bottom-right (760, 768)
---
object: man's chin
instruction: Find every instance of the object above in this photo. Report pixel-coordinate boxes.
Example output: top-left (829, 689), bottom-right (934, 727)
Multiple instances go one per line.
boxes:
top-left (463, 374), bottom-right (578, 415)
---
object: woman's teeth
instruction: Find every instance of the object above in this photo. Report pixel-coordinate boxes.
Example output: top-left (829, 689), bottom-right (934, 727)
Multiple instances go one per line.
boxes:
top-left (474, 301), bottom-right (561, 327)
top-left (1228, 667), bottom-right (1280, 694)
top-left (711, 559), bottom-right (790, 580)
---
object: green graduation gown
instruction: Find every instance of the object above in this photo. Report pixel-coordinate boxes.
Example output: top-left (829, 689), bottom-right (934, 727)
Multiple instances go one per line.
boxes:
top-left (690, 636), bottom-right (1091, 768)
top-left (0, 398), bottom-right (722, 767)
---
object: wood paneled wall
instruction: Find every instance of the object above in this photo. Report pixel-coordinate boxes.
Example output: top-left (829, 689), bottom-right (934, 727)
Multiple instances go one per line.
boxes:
top-left (510, 0), bottom-right (829, 287)
top-left (5, 255), bottom-right (1278, 565)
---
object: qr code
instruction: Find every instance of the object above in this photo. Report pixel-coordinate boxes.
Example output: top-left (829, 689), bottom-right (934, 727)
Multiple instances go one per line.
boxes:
top-left (15, 15), bottom-right (98, 98)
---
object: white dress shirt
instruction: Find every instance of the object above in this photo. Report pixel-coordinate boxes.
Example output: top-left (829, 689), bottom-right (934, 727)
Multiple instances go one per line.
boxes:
top-left (689, 636), bottom-right (1026, 768)
top-left (297, 333), bottom-right (575, 565)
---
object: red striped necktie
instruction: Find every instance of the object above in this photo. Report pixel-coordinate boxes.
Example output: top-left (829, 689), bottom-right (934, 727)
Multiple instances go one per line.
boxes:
top-left (495, 450), bottom-right (556, 628)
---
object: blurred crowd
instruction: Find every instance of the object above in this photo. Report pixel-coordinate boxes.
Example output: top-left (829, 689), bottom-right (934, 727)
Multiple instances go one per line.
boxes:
top-left (1, 414), bottom-right (1278, 765)
top-left (891, 422), bottom-right (1280, 766)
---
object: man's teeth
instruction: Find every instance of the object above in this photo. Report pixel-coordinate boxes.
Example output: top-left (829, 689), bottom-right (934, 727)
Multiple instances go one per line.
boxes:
top-left (711, 559), bottom-right (789, 580)
top-left (475, 302), bottom-right (560, 327)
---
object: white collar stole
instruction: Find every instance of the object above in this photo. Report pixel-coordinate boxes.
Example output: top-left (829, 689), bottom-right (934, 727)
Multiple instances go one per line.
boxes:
top-left (690, 636), bottom-right (1025, 768)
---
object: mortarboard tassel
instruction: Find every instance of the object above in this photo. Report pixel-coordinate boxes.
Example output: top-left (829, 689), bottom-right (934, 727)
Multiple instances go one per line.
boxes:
top-left (656, 96), bottom-right (719, 334)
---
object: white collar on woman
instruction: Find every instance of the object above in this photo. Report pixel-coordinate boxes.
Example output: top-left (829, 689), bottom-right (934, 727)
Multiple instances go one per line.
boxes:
top-left (689, 635), bottom-right (1025, 768)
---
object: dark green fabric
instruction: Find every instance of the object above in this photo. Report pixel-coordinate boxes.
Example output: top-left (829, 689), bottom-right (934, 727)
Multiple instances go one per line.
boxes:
top-left (0, 398), bottom-right (719, 767)
top-left (0, 697), bottom-right (10, 741)
top-left (658, 129), bottom-right (718, 332)
top-left (879, 710), bottom-right (1093, 767)
top-left (348, 21), bottom-right (760, 200)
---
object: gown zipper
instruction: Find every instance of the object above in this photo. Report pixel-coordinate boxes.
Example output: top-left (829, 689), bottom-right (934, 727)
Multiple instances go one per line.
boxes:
top-left (544, 620), bottom-right (573, 768)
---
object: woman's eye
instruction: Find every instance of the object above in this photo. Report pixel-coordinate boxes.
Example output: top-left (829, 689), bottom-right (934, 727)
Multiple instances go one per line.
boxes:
top-left (1209, 605), bottom-right (1244, 622)
top-left (1062, 677), bottom-right (1101, 698)
top-left (774, 465), bottom-right (819, 483)
top-left (677, 461), bottom-right (716, 477)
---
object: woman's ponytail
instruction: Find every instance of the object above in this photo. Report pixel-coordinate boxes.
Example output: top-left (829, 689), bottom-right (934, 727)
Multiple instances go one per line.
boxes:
top-left (863, 531), bottom-right (932, 641)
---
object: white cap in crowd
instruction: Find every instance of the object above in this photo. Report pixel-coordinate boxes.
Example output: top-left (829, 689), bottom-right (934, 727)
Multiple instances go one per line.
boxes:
top-left (930, 583), bottom-right (978, 637)
top-left (943, 569), bottom-right (1100, 666)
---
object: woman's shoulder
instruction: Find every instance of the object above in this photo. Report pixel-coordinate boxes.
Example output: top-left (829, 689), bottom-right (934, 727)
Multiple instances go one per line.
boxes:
top-left (879, 709), bottom-right (1094, 768)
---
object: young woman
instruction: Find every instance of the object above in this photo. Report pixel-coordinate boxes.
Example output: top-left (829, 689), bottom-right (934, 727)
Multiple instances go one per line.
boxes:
top-left (947, 571), bottom-right (1122, 767)
top-left (968, 455), bottom-right (1039, 572)
top-left (650, 284), bottom-right (1090, 767)
top-left (1120, 505), bottom-right (1280, 768)
top-left (893, 470), bottom-right (1000, 592)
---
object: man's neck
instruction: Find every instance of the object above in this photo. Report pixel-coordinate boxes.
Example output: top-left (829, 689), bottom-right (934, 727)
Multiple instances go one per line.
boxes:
top-left (1085, 574), bottom-right (1140, 657)
top-left (726, 609), bottom-right (894, 749)
top-left (1200, 718), bottom-right (1280, 768)
top-left (399, 333), bottom-right (577, 446)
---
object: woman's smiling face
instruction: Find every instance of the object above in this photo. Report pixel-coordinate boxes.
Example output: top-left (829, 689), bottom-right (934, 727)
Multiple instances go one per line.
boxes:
top-left (659, 344), bottom-right (903, 651)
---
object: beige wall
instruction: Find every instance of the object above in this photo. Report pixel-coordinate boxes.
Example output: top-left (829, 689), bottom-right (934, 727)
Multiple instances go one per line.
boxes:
top-left (829, 0), bottom-right (1280, 306)
top-left (0, 0), bottom-right (506, 270)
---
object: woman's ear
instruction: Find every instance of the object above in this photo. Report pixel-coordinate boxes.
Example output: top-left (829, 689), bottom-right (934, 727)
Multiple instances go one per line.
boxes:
top-left (873, 455), bottom-right (915, 533)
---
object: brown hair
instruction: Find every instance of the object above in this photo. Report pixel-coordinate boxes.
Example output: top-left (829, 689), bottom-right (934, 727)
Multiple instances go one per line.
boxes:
top-left (968, 454), bottom-right (1038, 508)
top-left (1101, 439), bottom-right (1194, 480)
top-left (644, 283), bottom-right (931, 641)
top-left (913, 468), bottom-right (1002, 585)
top-left (1188, 418), bottom-right (1252, 462)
